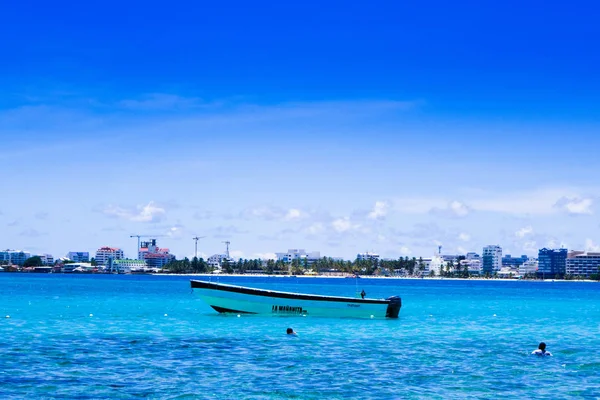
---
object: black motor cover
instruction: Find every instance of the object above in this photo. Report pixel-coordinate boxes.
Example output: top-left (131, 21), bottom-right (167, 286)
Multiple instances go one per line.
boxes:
top-left (385, 296), bottom-right (402, 318)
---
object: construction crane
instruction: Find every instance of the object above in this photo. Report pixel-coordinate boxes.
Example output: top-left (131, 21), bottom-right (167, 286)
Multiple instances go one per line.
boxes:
top-left (130, 234), bottom-right (166, 260)
top-left (222, 241), bottom-right (231, 259)
top-left (192, 236), bottom-right (206, 259)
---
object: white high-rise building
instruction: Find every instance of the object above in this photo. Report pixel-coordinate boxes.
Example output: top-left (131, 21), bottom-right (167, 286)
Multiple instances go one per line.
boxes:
top-left (95, 247), bottom-right (124, 266)
top-left (425, 255), bottom-right (445, 276)
top-left (38, 254), bottom-right (54, 265)
top-left (357, 252), bottom-right (380, 262)
top-left (482, 245), bottom-right (502, 275)
top-left (275, 249), bottom-right (321, 265)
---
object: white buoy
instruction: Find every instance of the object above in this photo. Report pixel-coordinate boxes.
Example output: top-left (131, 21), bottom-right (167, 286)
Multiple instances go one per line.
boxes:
top-left (5, 315), bottom-right (10, 319)
top-left (237, 314), bottom-right (241, 317)
top-left (370, 315), bottom-right (374, 319)
top-left (89, 314), bottom-right (93, 317)
top-left (493, 314), bottom-right (497, 317)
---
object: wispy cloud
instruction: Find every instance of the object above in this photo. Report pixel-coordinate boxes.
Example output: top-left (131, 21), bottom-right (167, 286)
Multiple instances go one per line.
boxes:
top-left (331, 217), bottom-right (362, 233)
top-left (239, 205), bottom-right (309, 222)
top-left (368, 201), bottom-right (389, 220)
top-left (211, 225), bottom-right (249, 239)
top-left (102, 201), bottom-right (166, 223)
top-left (34, 211), bottom-right (49, 220)
top-left (253, 252), bottom-right (277, 260)
top-left (430, 200), bottom-right (470, 218)
top-left (19, 228), bottom-right (46, 237)
top-left (515, 226), bottom-right (534, 238)
top-left (458, 233), bottom-right (471, 242)
top-left (117, 93), bottom-right (207, 111)
top-left (193, 211), bottom-right (214, 220)
top-left (7, 219), bottom-right (21, 227)
top-left (585, 239), bottom-right (600, 252)
top-left (554, 197), bottom-right (593, 215)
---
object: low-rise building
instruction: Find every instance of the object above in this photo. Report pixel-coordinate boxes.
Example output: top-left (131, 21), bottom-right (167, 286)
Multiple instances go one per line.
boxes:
top-left (519, 259), bottom-right (538, 275)
top-left (207, 254), bottom-right (234, 271)
top-left (107, 259), bottom-right (149, 274)
top-left (67, 252), bottom-right (90, 263)
top-left (502, 254), bottom-right (529, 267)
top-left (566, 251), bottom-right (600, 277)
top-left (459, 259), bottom-right (482, 275)
top-left (441, 254), bottom-right (461, 263)
top-left (62, 263), bottom-right (94, 273)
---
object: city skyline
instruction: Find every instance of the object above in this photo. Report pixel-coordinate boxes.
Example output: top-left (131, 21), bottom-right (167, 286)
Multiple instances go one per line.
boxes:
top-left (2, 1), bottom-right (600, 260)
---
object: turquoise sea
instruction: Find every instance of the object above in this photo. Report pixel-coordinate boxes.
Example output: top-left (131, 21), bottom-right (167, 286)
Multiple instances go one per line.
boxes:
top-left (1, 274), bottom-right (599, 399)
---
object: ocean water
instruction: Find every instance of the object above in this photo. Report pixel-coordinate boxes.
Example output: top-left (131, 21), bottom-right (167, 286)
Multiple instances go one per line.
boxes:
top-left (1, 274), bottom-right (599, 399)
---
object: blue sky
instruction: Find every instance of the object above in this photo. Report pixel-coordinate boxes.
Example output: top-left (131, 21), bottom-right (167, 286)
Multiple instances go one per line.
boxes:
top-left (1, 0), bottom-right (599, 260)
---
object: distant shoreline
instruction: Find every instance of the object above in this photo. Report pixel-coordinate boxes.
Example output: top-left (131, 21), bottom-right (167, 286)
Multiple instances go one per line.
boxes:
top-left (153, 273), bottom-right (599, 283)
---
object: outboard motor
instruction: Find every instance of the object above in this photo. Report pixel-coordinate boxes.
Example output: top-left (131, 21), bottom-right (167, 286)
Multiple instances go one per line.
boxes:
top-left (385, 296), bottom-right (402, 318)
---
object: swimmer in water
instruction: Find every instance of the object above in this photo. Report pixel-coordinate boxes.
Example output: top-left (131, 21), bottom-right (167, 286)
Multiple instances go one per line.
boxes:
top-left (286, 328), bottom-right (297, 336)
top-left (531, 342), bottom-right (552, 356)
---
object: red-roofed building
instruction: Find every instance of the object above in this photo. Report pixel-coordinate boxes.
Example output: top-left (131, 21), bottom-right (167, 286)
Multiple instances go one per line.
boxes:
top-left (138, 239), bottom-right (175, 268)
top-left (95, 246), bottom-right (124, 266)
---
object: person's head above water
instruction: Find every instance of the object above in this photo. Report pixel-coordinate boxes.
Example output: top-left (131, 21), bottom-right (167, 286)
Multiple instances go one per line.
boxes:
top-left (287, 328), bottom-right (294, 334)
top-left (538, 342), bottom-right (546, 351)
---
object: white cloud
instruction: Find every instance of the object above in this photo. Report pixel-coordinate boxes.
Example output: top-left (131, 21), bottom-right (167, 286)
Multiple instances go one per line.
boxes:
top-left (230, 250), bottom-right (244, 259)
top-left (393, 188), bottom-right (595, 217)
top-left (331, 217), bottom-right (361, 233)
top-left (103, 201), bottom-right (166, 223)
top-left (469, 188), bottom-right (581, 215)
top-left (399, 246), bottom-right (411, 255)
top-left (515, 226), bottom-right (533, 238)
top-left (585, 239), bottom-right (600, 252)
top-left (458, 233), bottom-right (471, 242)
top-left (166, 226), bottom-right (184, 239)
top-left (554, 197), bottom-right (593, 215)
top-left (305, 223), bottom-right (325, 235)
top-left (118, 93), bottom-right (203, 110)
top-left (253, 252), bottom-right (277, 260)
top-left (430, 200), bottom-right (470, 218)
top-left (522, 241), bottom-right (538, 252)
top-left (449, 201), bottom-right (470, 217)
top-left (242, 206), bottom-right (308, 221)
top-left (394, 198), bottom-right (446, 214)
top-left (368, 201), bottom-right (389, 220)
top-left (284, 208), bottom-right (303, 221)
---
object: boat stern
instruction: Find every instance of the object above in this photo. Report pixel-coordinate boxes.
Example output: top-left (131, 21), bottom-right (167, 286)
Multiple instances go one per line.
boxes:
top-left (385, 296), bottom-right (402, 318)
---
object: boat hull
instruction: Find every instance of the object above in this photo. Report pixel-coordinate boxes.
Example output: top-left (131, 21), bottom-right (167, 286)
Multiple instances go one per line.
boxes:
top-left (191, 280), bottom-right (401, 319)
